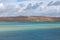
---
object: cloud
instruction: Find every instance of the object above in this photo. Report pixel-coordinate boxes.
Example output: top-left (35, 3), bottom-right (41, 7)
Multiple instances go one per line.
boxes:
top-left (0, 0), bottom-right (60, 17)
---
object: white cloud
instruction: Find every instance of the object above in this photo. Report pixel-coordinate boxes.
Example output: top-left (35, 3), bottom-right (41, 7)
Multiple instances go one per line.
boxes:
top-left (0, 0), bottom-right (60, 17)
top-left (0, 3), bottom-right (4, 9)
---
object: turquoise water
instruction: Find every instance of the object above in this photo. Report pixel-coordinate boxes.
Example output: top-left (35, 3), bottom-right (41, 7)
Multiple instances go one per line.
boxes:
top-left (0, 22), bottom-right (60, 40)
top-left (0, 22), bottom-right (60, 25)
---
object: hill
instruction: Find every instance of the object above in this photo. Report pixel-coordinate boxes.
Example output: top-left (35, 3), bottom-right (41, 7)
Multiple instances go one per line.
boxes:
top-left (0, 16), bottom-right (60, 22)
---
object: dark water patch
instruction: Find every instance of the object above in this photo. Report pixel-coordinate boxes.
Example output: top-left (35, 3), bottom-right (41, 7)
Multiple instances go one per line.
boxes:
top-left (0, 28), bottom-right (60, 40)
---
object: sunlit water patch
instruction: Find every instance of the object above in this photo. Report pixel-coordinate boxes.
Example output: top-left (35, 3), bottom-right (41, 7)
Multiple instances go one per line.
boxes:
top-left (0, 23), bottom-right (60, 32)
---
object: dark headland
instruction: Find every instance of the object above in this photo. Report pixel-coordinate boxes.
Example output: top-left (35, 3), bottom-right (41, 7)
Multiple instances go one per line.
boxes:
top-left (0, 16), bottom-right (60, 22)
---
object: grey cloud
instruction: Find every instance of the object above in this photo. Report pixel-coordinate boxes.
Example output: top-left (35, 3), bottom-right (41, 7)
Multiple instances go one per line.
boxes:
top-left (48, 1), bottom-right (60, 6)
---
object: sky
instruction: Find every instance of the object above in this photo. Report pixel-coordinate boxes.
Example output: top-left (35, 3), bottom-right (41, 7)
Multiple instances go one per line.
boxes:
top-left (0, 0), bottom-right (60, 17)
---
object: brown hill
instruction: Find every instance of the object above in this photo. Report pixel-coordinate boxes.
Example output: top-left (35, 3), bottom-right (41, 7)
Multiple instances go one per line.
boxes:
top-left (0, 16), bottom-right (60, 22)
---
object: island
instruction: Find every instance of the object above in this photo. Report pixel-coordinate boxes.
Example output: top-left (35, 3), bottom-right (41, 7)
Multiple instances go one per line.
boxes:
top-left (0, 16), bottom-right (60, 22)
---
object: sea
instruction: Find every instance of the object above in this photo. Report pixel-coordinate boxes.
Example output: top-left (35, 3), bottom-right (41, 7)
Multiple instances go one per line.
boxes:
top-left (0, 22), bottom-right (60, 40)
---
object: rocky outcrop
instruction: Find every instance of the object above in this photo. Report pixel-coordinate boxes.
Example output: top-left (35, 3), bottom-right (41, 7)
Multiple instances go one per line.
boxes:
top-left (0, 16), bottom-right (60, 22)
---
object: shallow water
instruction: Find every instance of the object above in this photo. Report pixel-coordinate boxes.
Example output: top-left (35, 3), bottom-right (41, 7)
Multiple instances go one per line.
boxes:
top-left (0, 22), bottom-right (60, 40)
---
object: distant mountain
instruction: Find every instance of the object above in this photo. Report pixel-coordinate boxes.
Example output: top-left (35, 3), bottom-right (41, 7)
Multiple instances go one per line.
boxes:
top-left (0, 16), bottom-right (60, 22)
